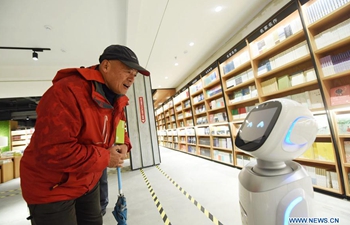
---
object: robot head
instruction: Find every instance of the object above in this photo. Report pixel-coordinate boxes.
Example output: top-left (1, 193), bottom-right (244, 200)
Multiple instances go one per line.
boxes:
top-left (235, 99), bottom-right (318, 162)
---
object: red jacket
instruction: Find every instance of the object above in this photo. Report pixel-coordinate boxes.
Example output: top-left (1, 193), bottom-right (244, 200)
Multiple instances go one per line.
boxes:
top-left (20, 65), bottom-right (131, 204)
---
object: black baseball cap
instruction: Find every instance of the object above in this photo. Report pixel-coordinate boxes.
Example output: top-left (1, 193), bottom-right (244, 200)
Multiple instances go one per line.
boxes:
top-left (99, 45), bottom-right (150, 76)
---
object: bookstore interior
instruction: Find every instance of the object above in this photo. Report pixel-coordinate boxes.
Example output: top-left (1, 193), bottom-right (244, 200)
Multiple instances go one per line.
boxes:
top-left (154, 0), bottom-right (350, 199)
top-left (0, 0), bottom-right (350, 202)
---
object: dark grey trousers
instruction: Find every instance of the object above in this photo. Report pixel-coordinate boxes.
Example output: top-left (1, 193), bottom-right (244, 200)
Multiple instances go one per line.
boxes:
top-left (27, 183), bottom-right (102, 225)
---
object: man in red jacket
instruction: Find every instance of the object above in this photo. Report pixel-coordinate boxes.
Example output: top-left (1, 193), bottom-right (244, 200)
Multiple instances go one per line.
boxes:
top-left (20, 45), bottom-right (150, 225)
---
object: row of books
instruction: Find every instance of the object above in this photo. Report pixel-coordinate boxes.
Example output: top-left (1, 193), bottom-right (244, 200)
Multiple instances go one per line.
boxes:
top-left (187, 146), bottom-right (196, 154)
top-left (173, 89), bottom-right (189, 105)
top-left (196, 116), bottom-right (208, 125)
top-left (199, 147), bottom-right (211, 158)
top-left (314, 17), bottom-right (350, 50)
top-left (213, 150), bottom-right (232, 164)
top-left (206, 84), bottom-right (222, 97)
top-left (209, 97), bottom-right (225, 110)
top-left (305, 0), bottom-right (349, 25)
top-left (176, 105), bottom-right (182, 112)
top-left (186, 119), bottom-right (194, 126)
top-left (211, 125), bottom-right (230, 136)
top-left (197, 126), bottom-right (210, 135)
top-left (302, 165), bottom-right (339, 191)
top-left (203, 71), bottom-right (218, 86)
top-left (300, 142), bottom-right (335, 162)
top-left (260, 68), bottom-right (316, 95)
top-left (343, 141), bottom-right (350, 163)
top-left (209, 112), bottom-right (228, 123)
top-left (184, 99), bottom-right (191, 108)
top-left (236, 154), bottom-right (256, 168)
top-left (190, 81), bottom-right (203, 94)
top-left (187, 137), bottom-right (196, 144)
top-left (195, 104), bottom-right (206, 114)
top-left (231, 105), bottom-right (255, 120)
top-left (213, 137), bottom-right (233, 149)
top-left (165, 124), bottom-right (176, 130)
top-left (177, 129), bottom-right (186, 136)
top-left (226, 68), bottom-right (254, 89)
top-left (251, 17), bottom-right (303, 57)
top-left (288, 89), bottom-right (324, 109)
top-left (199, 137), bottom-right (211, 146)
top-left (320, 50), bottom-right (350, 77)
top-left (193, 93), bottom-right (204, 104)
top-left (257, 41), bottom-right (309, 76)
top-left (221, 51), bottom-right (250, 75)
top-left (228, 85), bottom-right (258, 104)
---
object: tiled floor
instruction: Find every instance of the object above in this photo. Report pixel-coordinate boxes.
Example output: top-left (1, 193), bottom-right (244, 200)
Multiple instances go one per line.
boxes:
top-left (1, 146), bottom-right (350, 225)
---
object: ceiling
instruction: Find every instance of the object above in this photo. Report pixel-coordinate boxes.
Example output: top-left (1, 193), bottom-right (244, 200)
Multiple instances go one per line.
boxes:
top-left (0, 0), bottom-right (273, 121)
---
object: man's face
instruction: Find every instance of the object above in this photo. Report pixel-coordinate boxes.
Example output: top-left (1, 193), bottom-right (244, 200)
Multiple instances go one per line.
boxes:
top-left (101, 60), bottom-right (137, 95)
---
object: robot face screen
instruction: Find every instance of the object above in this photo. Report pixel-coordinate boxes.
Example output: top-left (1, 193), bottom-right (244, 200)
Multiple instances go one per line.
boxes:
top-left (235, 101), bottom-right (282, 151)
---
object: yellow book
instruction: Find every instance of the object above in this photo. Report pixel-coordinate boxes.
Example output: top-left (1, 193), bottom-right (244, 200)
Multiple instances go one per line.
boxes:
top-left (115, 120), bottom-right (125, 144)
top-left (261, 77), bottom-right (278, 95)
top-left (315, 142), bottom-right (335, 162)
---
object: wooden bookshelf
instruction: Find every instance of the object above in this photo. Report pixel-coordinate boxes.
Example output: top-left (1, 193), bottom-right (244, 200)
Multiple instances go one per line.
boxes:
top-left (301, 0), bottom-right (350, 197)
top-left (154, 0), bottom-right (350, 197)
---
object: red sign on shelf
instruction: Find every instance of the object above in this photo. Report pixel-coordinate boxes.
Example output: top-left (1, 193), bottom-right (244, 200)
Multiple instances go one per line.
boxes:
top-left (139, 97), bottom-right (146, 123)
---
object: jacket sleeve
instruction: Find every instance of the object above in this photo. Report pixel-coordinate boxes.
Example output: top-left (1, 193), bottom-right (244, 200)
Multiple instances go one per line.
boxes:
top-left (32, 81), bottom-right (109, 173)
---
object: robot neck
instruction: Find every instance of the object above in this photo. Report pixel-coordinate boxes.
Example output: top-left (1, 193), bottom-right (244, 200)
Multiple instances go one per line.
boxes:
top-left (252, 159), bottom-right (294, 176)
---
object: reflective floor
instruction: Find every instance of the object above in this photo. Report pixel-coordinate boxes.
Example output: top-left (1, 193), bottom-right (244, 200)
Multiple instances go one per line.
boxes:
top-left (1, 146), bottom-right (350, 225)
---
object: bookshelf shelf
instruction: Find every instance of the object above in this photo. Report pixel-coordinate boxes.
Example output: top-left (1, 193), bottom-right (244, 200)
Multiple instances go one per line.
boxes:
top-left (314, 37), bottom-right (350, 55)
top-left (222, 61), bottom-right (251, 79)
top-left (295, 158), bottom-right (336, 166)
top-left (306, 2), bottom-right (350, 33)
top-left (255, 54), bottom-right (312, 79)
top-left (225, 79), bottom-right (255, 92)
top-left (252, 29), bottom-right (305, 61)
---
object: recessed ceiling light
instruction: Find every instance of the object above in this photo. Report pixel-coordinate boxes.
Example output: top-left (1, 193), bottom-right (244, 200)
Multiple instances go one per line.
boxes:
top-left (165, 77), bottom-right (168, 79)
top-left (44, 25), bottom-right (53, 30)
top-left (215, 6), bottom-right (222, 12)
top-left (175, 63), bottom-right (179, 66)
top-left (189, 42), bottom-right (194, 46)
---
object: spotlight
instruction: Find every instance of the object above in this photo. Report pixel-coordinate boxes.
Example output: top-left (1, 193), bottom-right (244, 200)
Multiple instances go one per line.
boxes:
top-left (32, 51), bottom-right (38, 60)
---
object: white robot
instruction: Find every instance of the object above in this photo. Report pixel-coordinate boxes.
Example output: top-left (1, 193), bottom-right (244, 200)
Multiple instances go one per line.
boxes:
top-left (235, 98), bottom-right (318, 225)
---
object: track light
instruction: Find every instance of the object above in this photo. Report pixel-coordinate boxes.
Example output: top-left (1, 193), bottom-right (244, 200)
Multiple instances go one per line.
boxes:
top-left (32, 51), bottom-right (38, 60)
top-left (0, 46), bottom-right (51, 61)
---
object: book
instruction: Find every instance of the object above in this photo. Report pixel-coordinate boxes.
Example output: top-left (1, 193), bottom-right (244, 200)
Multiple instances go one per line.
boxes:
top-left (277, 75), bottom-right (291, 90)
top-left (344, 141), bottom-right (350, 163)
top-left (261, 77), bottom-right (278, 95)
top-left (308, 89), bottom-right (324, 109)
top-left (335, 114), bottom-right (350, 135)
top-left (330, 84), bottom-right (350, 106)
top-left (314, 142), bottom-right (335, 162)
top-left (314, 114), bottom-right (330, 135)
top-left (290, 71), bottom-right (305, 86)
top-left (304, 68), bottom-right (316, 82)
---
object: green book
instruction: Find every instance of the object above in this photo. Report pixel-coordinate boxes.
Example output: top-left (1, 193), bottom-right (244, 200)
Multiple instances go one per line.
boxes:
top-left (277, 75), bottom-right (291, 90)
top-left (115, 120), bottom-right (125, 144)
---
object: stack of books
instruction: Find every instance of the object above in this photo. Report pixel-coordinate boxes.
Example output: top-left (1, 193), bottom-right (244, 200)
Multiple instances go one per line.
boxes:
top-left (305, 0), bottom-right (350, 24)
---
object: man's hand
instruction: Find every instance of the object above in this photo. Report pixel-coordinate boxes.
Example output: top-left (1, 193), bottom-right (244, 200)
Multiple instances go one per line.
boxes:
top-left (107, 144), bottom-right (128, 168)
